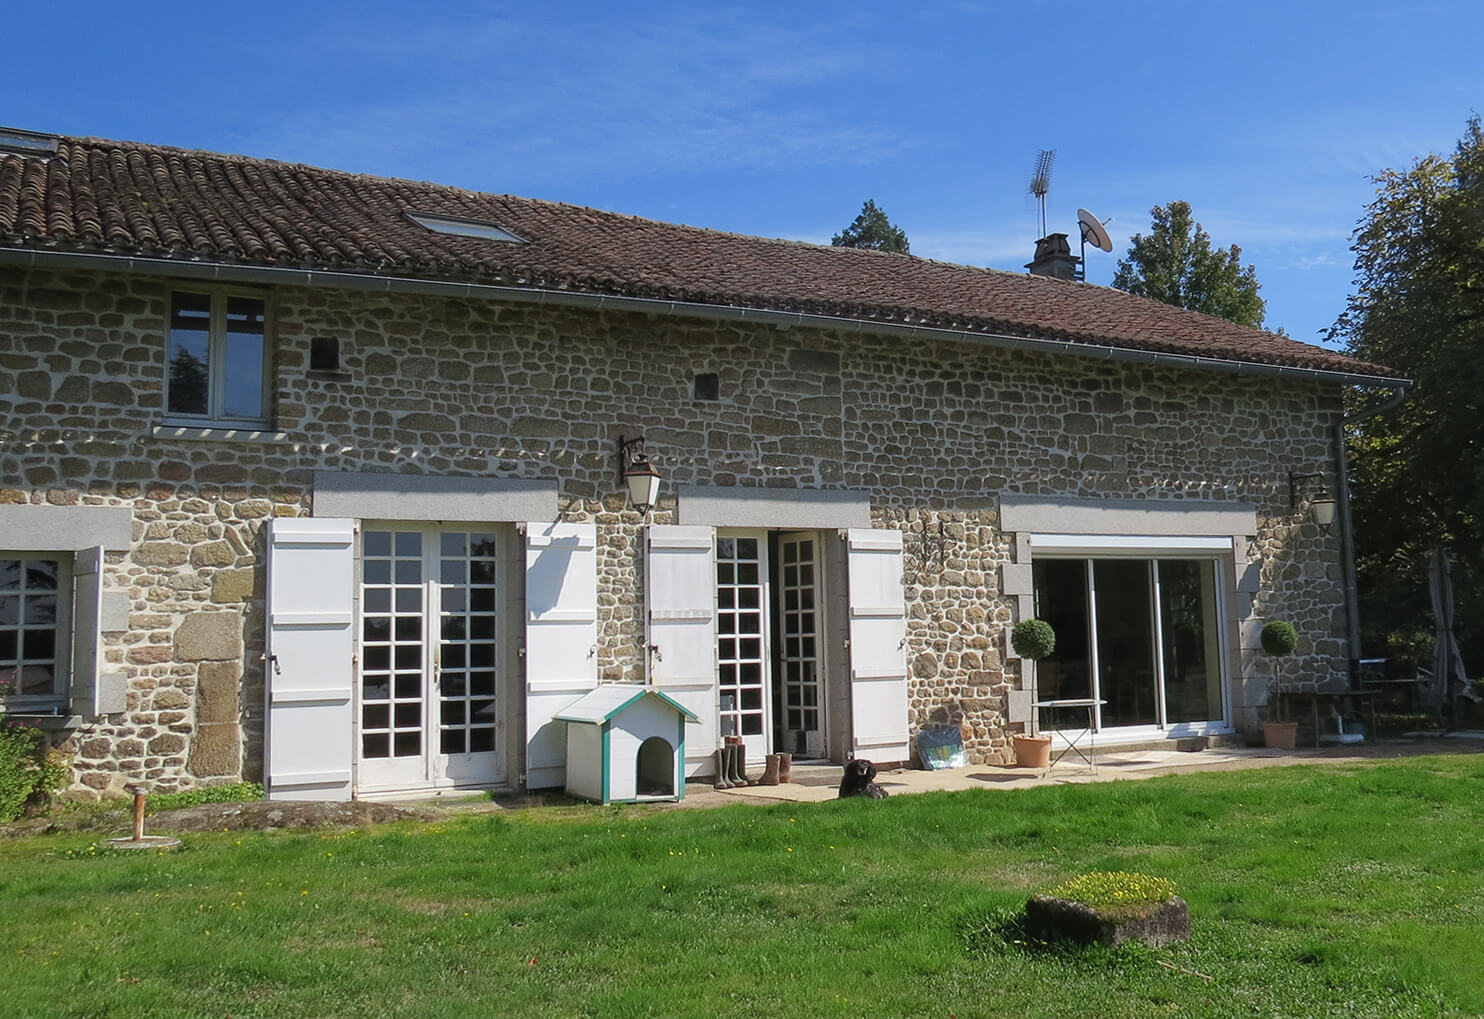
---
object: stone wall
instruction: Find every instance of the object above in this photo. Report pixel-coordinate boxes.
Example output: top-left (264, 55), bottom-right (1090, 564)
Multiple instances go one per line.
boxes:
top-left (0, 264), bottom-right (1346, 793)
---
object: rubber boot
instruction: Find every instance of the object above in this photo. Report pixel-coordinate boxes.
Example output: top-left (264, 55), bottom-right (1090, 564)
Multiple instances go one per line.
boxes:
top-left (757, 754), bottom-right (781, 786)
top-left (730, 743), bottom-right (751, 786)
top-left (713, 747), bottom-right (733, 789)
top-left (777, 752), bottom-right (792, 784)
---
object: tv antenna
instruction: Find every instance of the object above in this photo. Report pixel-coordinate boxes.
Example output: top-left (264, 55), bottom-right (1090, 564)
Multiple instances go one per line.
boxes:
top-left (1074, 208), bottom-right (1113, 281)
top-left (1028, 149), bottom-right (1056, 238)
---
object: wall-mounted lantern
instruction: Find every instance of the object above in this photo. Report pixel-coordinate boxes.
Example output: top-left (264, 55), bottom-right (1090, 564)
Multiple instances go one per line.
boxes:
top-left (1289, 470), bottom-right (1336, 534)
top-left (618, 435), bottom-right (662, 515)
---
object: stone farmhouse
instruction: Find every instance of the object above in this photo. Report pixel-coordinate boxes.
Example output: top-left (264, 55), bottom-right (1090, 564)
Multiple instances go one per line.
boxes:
top-left (0, 128), bottom-right (1402, 800)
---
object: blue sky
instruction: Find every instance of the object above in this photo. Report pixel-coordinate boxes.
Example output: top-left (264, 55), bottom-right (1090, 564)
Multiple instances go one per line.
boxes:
top-left (9, 1), bottom-right (1481, 346)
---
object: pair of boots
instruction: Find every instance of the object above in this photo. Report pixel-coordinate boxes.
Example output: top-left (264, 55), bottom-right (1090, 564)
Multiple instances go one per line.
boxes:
top-left (714, 743), bottom-right (796, 789)
top-left (713, 740), bottom-right (750, 788)
top-left (755, 752), bottom-right (794, 786)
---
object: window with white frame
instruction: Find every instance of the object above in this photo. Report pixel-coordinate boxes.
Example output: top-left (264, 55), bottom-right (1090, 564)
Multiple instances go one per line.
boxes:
top-left (1031, 554), bottom-right (1226, 732)
top-left (0, 555), bottom-right (72, 705)
top-left (166, 291), bottom-right (269, 425)
top-left (1026, 534), bottom-right (1232, 734)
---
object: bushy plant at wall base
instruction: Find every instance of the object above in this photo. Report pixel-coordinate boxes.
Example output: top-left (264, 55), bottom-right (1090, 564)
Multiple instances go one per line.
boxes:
top-left (1261, 620), bottom-right (1299, 656)
top-left (1011, 618), bottom-right (1057, 660)
top-left (0, 719), bottom-right (67, 822)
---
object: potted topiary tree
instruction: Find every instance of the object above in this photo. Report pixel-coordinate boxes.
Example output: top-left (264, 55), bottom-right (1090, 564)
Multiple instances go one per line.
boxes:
top-left (1260, 620), bottom-right (1300, 749)
top-left (1011, 618), bottom-right (1057, 768)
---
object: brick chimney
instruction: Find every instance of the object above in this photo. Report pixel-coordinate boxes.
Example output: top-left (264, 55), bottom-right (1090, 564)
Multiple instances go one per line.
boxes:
top-left (1025, 233), bottom-right (1082, 280)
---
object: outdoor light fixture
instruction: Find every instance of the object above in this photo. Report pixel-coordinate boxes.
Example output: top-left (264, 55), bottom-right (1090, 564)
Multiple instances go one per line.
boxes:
top-left (1289, 470), bottom-right (1336, 534)
top-left (618, 435), bottom-right (662, 515)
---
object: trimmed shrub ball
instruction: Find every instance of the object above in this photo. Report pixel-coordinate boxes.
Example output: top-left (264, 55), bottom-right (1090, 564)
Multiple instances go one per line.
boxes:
top-left (1012, 618), bottom-right (1057, 661)
top-left (1261, 620), bottom-right (1299, 656)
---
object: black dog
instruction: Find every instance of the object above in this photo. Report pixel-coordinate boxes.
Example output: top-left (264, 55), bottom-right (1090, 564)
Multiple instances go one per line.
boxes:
top-left (838, 759), bottom-right (889, 799)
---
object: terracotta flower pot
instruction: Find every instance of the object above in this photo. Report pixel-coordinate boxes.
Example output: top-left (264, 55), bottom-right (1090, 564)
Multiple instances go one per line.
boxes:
top-left (1262, 721), bottom-right (1298, 750)
top-left (1013, 734), bottom-right (1053, 768)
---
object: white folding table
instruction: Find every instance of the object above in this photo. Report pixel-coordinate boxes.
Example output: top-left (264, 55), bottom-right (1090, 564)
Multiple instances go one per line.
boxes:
top-left (1032, 698), bottom-right (1107, 774)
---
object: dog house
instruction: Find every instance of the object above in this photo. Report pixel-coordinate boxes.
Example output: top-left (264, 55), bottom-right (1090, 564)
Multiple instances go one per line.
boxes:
top-left (554, 686), bottom-right (699, 804)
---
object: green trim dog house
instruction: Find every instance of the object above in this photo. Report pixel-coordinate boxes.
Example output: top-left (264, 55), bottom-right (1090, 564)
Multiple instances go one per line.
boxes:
top-left (555, 686), bottom-right (698, 804)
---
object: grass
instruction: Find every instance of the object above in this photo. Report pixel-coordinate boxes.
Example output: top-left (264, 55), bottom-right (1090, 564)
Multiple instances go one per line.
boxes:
top-left (2, 755), bottom-right (1482, 1017)
top-left (141, 782), bottom-right (265, 812)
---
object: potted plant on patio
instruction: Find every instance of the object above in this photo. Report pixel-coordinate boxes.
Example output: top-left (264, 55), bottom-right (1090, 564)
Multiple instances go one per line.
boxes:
top-left (1011, 618), bottom-right (1057, 768)
top-left (1260, 620), bottom-right (1300, 749)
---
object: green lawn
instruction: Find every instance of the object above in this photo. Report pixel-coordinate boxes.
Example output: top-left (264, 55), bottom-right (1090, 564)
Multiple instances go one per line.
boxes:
top-left (3, 755), bottom-right (1482, 1018)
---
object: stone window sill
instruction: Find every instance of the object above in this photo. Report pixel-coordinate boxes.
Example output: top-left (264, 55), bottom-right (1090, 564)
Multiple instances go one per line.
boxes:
top-left (152, 423), bottom-right (291, 444)
top-left (3, 712), bottom-right (84, 732)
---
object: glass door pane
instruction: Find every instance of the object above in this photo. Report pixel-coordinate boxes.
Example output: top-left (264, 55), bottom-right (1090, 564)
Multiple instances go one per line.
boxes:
top-left (1158, 559), bottom-right (1223, 724)
top-left (716, 533), bottom-right (769, 762)
top-left (1032, 559), bottom-right (1092, 702)
top-left (436, 531), bottom-right (501, 773)
top-left (359, 529), bottom-right (428, 788)
top-left (777, 534), bottom-right (824, 758)
top-left (1094, 560), bottom-right (1158, 728)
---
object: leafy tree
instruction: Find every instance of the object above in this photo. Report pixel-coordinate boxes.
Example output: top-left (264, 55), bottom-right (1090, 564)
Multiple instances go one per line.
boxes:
top-left (831, 199), bottom-right (909, 253)
top-left (1334, 117), bottom-right (1484, 666)
top-left (1112, 200), bottom-right (1266, 327)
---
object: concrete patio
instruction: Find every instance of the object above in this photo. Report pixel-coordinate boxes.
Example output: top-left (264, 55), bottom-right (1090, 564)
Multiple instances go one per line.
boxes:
top-left (680, 732), bottom-right (1484, 807)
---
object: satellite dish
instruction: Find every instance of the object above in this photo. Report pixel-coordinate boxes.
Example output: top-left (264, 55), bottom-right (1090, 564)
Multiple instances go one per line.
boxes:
top-left (1077, 208), bottom-right (1113, 252)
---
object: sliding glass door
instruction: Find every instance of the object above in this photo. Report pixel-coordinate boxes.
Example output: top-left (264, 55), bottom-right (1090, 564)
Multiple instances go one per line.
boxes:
top-left (1032, 556), bottom-right (1225, 733)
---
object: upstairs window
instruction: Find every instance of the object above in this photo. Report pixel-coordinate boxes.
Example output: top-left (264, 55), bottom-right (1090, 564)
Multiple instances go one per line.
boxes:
top-left (166, 291), bottom-right (269, 425)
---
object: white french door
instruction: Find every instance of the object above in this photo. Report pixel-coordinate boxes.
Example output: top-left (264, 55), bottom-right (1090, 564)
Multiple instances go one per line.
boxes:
top-left (357, 524), bottom-right (504, 793)
top-left (715, 531), bottom-right (771, 763)
top-left (777, 532), bottom-right (826, 758)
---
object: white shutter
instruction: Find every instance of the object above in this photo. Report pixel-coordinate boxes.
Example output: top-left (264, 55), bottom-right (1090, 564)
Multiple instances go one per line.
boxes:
top-left (265, 518), bottom-right (354, 801)
top-left (846, 528), bottom-right (911, 764)
top-left (68, 546), bottom-right (115, 715)
top-left (523, 521), bottom-right (598, 789)
top-left (646, 525), bottom-right (717, 776)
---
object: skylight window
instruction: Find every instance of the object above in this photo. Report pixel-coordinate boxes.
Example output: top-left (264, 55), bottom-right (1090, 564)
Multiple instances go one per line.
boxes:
top-left (405, 211), bottom-right (524, 244)
top-left (0, 127), bottom-right (59, 158)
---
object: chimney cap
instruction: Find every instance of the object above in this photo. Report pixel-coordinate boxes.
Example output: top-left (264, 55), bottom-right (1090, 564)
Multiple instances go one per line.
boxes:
top-left (1026, 233), bottom-right (1081, 280)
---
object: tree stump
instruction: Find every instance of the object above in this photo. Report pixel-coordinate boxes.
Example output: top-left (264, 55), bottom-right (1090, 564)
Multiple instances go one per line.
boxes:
top-left (1025, 893), bottom-right (1191, 948)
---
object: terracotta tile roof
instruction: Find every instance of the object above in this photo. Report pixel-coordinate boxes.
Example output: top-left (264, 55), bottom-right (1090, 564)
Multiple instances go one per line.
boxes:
top-left (0, 133), bottom-right (1393, 378)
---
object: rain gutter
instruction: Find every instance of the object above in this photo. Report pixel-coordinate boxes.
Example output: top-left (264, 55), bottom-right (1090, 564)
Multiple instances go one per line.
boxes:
top-left (1336, 382), bottom-right (1411, 687)
top-left (0, 246), bottom-right (1405, 388)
